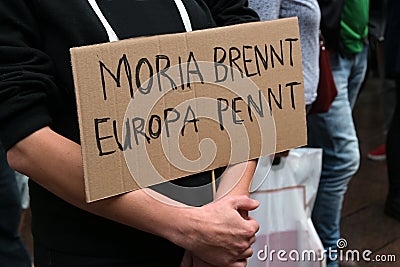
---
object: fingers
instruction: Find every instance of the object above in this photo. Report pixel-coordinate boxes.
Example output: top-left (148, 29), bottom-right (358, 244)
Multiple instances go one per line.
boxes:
top-left (249, 234), bottom-right (256, 246)
top-left (186, 196), bottom-right (259, 266)
top-left (227, 246), bottom-right (253, 267)
top-left (241, 246), bottom-right (254, 258)
top-left (181, 250), bottom-right (193, 267)
top-left (229, 195), bottom-right (259, 211)
top-left (247, 216), bottom-right (260, 233)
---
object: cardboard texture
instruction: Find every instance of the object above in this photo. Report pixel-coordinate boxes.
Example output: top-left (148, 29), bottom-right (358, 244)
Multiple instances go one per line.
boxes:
top-left (70, 17), bottom-right (307, 202)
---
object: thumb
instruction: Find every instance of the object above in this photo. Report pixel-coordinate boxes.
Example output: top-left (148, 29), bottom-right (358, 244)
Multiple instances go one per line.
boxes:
top-left (232, 195), bottom-right (259, 211)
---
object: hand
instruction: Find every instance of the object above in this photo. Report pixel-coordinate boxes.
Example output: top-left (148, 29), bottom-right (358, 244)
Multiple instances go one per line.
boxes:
top-left (179, 195), bottom-right (259, 267)
top-left (181, 250), bottom-right (193, 267)
top-left (9, 127), bottom-right (256, 267)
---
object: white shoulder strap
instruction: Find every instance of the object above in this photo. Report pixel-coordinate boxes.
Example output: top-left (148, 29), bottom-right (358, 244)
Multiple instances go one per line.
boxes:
top-left (87, 0), bottom-right (119, 42)
top-left (88, 0), bottom-right (192, 42)
top-left (173, 0), bottom-right (193, 32)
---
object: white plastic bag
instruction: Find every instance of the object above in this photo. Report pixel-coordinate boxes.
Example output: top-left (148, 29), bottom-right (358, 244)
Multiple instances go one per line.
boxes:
top-left (248, 148), bottom-right (326, 267)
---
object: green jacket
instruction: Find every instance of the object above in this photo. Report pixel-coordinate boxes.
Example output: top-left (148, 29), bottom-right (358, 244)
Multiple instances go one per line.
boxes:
top-left (340, 0), bottom-right (370, 53)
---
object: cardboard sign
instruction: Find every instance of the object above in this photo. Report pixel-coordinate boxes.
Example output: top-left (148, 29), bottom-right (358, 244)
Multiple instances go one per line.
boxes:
top-left (71, 17), bottom-right (307, 202)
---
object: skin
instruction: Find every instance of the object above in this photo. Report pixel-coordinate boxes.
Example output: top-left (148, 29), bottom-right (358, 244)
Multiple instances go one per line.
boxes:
top-left (7, 126), bottom-right (259, 267)
top-left (182, 160), bottom-right (258, 267)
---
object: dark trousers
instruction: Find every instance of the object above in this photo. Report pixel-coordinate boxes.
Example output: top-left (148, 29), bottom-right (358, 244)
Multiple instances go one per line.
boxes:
top-left (0, 142), bottom-right (31, 267)
top-left (386, 79), bottom-right (400, 197)
top-left (34, 242), bottom-right (183, 267)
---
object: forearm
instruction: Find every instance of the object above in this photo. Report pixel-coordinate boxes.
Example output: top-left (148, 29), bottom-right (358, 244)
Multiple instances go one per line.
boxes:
top-left (216, 159), bottom-right (257, 199)
top-left (7, 127), bottom-right (191, 246)
top-left (8, 127), bottom-right (259, 266)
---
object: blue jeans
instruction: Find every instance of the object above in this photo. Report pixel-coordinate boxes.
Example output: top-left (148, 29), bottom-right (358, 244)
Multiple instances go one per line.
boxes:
top-left (307, 44), bottom-right (368, 266)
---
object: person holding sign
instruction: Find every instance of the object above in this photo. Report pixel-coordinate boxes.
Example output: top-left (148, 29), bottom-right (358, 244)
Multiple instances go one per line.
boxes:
top-left (0, 1), bottom-right (261, 267)
top-left (307, 1), bottom-right (369, 266)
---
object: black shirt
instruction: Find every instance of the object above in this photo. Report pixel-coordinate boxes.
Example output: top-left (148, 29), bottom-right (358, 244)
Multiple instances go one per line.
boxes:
top-left (0, 0), bottom-right (258, 264)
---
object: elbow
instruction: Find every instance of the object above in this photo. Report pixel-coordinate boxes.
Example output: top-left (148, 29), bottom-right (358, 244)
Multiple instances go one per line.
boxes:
top-left (6, 127), bottom-right (51, 174)
top-left (6, 144), bottom-right (28, 174)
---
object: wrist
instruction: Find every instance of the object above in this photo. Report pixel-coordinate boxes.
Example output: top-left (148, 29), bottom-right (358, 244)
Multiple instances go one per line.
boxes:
top-left (166, 206), bottom-right (201, 250)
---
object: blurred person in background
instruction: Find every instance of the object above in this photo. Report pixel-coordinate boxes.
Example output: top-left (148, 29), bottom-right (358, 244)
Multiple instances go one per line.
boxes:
top-left (307, 0), bottom-right (369, 266)
top-left (367, 0), bottom-right (396, 161)
top-left (248, 0), bottom-right (321, 111)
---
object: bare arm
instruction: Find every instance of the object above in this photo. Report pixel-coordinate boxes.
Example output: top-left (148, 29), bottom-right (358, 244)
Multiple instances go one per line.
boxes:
top-left (216, 160), bottom-right (257, 198)
top-left (8, 126), bottom-right (259, 267)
